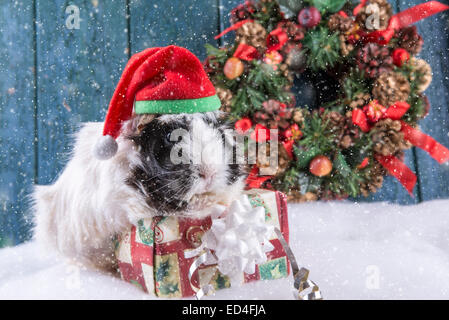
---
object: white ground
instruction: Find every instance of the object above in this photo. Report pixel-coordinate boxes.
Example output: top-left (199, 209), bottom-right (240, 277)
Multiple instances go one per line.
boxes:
top-left (1, 200), bottom-right (449, 300)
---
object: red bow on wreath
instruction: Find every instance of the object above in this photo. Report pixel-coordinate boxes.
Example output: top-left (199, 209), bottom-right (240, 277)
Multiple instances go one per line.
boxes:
top-left (356, 0), bottom-right (449, 45)
top-left (233, 43), bottom-right (260, 61)
top-left (352, 102), bottom-right (449, 195)
top-left (266, 28), bottom-right (288, 52)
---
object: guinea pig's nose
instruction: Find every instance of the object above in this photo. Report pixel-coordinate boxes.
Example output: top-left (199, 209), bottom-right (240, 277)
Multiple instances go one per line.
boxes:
top-left (199, 165), bottom-right (216, 181)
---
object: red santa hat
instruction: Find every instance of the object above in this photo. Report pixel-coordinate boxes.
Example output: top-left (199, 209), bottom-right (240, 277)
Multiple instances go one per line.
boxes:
top-left (93, 45), bottom-right (221, 160)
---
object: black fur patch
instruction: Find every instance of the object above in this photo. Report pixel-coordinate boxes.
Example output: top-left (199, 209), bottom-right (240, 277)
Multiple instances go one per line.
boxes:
top-left (126, 117), bottom-right (193, 213)
top-left (227, 163), bottom-right (245, 185)
top-left (219, 117), bottom-right (247, 185)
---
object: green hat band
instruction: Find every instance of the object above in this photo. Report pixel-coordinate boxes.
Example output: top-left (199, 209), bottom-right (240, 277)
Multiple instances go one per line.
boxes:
top-left (134, 95), bottom-right (221, 114)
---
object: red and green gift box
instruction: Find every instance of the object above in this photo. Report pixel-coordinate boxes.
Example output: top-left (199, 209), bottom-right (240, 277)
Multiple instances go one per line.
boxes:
top-left (114, 189), bottom-right (290, 298)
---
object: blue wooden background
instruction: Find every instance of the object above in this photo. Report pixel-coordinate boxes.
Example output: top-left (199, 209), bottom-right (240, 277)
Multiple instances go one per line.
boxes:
top-left (1, 0), bottom-right (448, 247)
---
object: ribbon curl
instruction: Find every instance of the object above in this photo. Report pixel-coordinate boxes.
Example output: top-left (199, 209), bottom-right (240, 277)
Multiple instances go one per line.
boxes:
top-left (274, 228), bottom-right (322, 300)
top-left (375, 154), bottom-right (417, 196)
top-left (401, 122), bottom-right (449, 164)
top-left (233, 43), bottom-right (260, 61)
top-left (214, 19), bottom-right (254, 40)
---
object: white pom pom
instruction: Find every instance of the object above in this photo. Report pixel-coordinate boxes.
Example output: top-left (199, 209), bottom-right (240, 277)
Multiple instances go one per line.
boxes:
top-left (93, 135), bottom-right (118, 160)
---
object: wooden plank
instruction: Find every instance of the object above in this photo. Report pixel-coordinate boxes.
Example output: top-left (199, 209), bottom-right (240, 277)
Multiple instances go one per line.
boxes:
top-left (35, 0), bottom-right (129, 185)
top-left (0, 0), bottom-right (36, 246)
top-left (129, 0), bottom-right (220, 59)
top-left (397, 0), bottom-right (449, 201)
top-left (218, 0), bottom-right (243, 46)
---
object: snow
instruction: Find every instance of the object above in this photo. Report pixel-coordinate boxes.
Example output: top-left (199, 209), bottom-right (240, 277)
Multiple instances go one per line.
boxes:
top-left (1, 200), bottom-right (449, 300)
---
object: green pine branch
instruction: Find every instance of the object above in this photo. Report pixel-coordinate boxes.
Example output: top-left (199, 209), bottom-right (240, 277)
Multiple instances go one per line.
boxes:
top-left (303, 26), bottom-right (342, 72)
top-left (395, 63), bottom-right (428, 123)
top-left (227, 61), bottom-right (291, 117)
top-left (343, 68), bottom-right (371, 101)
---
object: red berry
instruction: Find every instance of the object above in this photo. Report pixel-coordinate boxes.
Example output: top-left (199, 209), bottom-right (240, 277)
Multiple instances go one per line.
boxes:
top-left (309, 155), bottom-right (332, 177)
top-left (298, 7), bottom-right (321, 28)
top-left (235, 118), bottom-right (252, 134)
top-left (392, 48), bottom-right (410, 67)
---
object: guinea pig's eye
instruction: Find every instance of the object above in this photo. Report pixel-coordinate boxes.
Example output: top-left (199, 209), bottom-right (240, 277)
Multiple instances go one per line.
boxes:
top-left (164, 132), bottom-right (174, 145)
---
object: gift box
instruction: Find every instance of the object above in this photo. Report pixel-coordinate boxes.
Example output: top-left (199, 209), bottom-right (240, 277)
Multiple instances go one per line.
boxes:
top-left (114, 189), bottom-right (290, 298)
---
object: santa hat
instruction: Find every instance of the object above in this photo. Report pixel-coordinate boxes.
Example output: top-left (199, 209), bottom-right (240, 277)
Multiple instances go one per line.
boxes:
top-left (93, 45), bottom-right (221, 160)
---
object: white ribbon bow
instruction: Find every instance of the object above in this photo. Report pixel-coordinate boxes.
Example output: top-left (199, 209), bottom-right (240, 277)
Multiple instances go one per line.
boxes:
top-left (190, 195), bottom-right (275, 285)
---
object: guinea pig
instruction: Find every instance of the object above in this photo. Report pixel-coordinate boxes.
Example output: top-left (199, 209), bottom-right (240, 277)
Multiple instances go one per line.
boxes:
top-left (33, 111), bottom-right (246, 272)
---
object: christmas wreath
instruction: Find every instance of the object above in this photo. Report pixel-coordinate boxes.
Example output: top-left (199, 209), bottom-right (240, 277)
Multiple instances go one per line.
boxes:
top-left (204, 0), bottom-right (449, 201)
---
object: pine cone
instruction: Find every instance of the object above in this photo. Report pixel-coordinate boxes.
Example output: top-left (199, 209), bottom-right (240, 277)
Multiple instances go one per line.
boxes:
top-left (324, 111), bottom-right (360, 149)
top-left (360, 162), bottom-right (386, 197)
top-left (339, 34), bottom-right (355, 57)
top-left (235, 21), bottom-right (267, 51)
top-left (230, 0), bottom-right (258, 24)
top-left (328, 14), bottom-right (358, 56)
top-left (349, 92), bottom-right (372, 109)
top-left (371, 119), bottom-right (410, 156)
top-left (216, 87), bottom-right (233, 113)
top-left (409, 58), bottom-right (432, 92)
top-left (396, 26), bottom-right (423, 55)
top-left (324, 111), bottom-right (346, 137)
top-left (293, 109), bottom-right (304, 124)
top-left (372, 71), bottom-right (411, 106)
top-left (341, 117), bottom-right (360, 149)
top-left (328, 13), bottom-right (354, 33)
top-left (279, 63), bottom-right (294, 88)
top-left (253, 100), bottom-right (293, 129)
top-left (356, 0), bottom-right (392, 31)
top-left (356, 43), bottom-right (393, 79)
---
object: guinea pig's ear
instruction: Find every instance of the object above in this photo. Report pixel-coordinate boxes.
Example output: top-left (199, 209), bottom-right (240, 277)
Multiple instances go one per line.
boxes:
top-left (136, 114), bottom-right (156, 133)
top-left (124, 114), bottom-right (156, 135)
top-left (215, 110), bottom-right (227, 121)
top-left (121, 114), bottom-right (157, 140)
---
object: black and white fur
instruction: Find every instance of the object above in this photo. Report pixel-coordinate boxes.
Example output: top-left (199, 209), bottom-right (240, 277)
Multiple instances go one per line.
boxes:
top-left (33, 111), bottom-right (246, 272)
